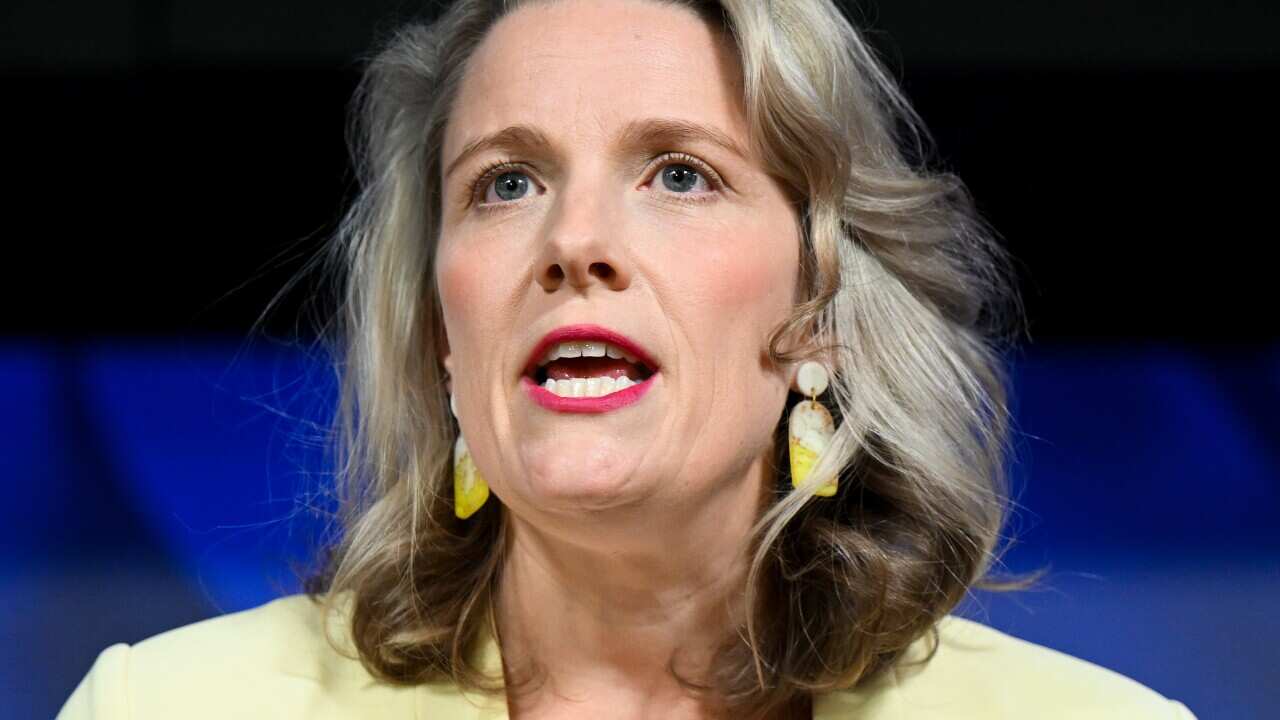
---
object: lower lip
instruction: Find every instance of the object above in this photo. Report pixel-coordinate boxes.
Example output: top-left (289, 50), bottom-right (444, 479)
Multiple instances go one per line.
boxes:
top-left (520, 373), bottom-right (658, 413)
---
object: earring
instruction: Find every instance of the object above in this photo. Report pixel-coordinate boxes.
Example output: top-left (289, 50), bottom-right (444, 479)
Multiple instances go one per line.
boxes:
top-left (451, 392), bottom-right (490, 518)
top-left (788, 361), bottom-right (837, 497)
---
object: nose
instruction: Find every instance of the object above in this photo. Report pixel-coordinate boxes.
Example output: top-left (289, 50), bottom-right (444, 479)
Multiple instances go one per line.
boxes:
top-left (536, 189), bottom-right (632, 293)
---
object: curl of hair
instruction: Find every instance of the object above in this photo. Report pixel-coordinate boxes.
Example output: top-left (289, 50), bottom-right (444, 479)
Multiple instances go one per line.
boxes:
top-left (300, 0), bottom-right (1045, 717)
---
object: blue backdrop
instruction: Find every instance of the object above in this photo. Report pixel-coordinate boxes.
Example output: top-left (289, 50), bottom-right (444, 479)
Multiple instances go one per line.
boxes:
top-left (5, 338), bottom-right (1275, 718)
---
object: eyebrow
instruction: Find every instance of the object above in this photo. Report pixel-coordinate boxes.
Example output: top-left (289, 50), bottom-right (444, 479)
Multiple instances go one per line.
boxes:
top-left (442, 117), bottom-right (751, 181)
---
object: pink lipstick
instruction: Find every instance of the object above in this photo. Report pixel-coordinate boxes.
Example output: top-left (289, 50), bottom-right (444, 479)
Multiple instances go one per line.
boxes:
top-left (521, 373), bottom-right (657, 413)
top-left (521, 324), bottom-right (660, 414)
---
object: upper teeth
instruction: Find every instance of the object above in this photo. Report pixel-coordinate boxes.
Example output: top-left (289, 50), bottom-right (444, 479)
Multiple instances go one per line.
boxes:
top-left (538, 341), bottom-right (640, 367)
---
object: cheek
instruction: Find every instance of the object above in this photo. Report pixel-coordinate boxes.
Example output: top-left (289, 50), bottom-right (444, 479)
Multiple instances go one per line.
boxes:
top-left (683, 219), bottom-right (798, 324)
top-left (436, 231), bottom-right (528, 393)
top-left (437, 220), bottom-right (531, 306)
top-left (717, 244), bottom-right (793, 308)
top-left (700, 218), bottom-right (797, 417)
top-left (656, 214), bottom-right (797, 448)
top-left (435, 252), bottom-right (464, 339)
top-left (436, 236), bottom-right (510, 323)
top-left (436, 244), bottom-right (472, 314)
top-left (435, 238), bottom-right (502, 368)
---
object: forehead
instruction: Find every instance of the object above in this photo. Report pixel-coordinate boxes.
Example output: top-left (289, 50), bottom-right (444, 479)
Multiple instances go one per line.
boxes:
top-left (444, 0), bottom-right (746, 159)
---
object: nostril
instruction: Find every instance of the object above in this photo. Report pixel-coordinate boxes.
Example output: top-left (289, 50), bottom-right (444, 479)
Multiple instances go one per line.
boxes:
top-left (589, 262), bottom-right (614, 281)
top-left (546, 264), bottom-right (565, 281)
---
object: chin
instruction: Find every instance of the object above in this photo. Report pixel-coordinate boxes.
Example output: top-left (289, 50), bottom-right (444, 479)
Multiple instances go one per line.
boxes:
top-left (526, 470), bottom-right (644, 509)
top-left (508, 431), bottom-right (672, 516)
top-left (515, 452), bottom-right (649, 512)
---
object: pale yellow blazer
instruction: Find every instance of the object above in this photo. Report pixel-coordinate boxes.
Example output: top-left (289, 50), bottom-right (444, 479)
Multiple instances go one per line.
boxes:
top-left (58, 594), bottom-right (1197, 719)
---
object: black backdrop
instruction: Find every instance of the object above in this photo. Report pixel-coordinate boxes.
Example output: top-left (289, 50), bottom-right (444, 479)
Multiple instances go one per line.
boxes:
top-left (3, 0), bottom-right (1276, 341)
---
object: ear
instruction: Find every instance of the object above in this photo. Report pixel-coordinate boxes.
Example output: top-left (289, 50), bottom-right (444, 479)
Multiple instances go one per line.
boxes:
top-left (440, 331), bottom-right (454, 396)
top-left (788, 361), bottom-right (805, 394)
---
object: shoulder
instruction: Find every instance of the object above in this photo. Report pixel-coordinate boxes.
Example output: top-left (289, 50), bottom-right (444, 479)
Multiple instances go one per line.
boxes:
top-left (57, 594), bottom-right (419, 720)
top-left (815, 614), bottom-right (1198, 720)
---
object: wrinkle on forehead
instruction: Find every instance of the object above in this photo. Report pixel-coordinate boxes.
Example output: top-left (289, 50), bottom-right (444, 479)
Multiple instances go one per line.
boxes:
top-left (444, 0), bottom-right (747, 167)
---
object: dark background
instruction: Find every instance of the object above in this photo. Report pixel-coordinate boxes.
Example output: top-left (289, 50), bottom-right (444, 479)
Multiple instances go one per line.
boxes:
top-left (3, 1), bottom-right (1277, 718)
top-left (2, 0), bottom-right (1276, 340)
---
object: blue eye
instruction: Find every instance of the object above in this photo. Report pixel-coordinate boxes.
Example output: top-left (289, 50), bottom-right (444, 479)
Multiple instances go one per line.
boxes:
top-left (650, 152), bottom-right (723, 202)
top-left (466, 152), bottom-right (724, 212)
top-left (491, 171), bottom-right (531, 202)
top-left (468, 161), bottom-right (534, 206)
top-left (660, 164), bottom-right (702, 193)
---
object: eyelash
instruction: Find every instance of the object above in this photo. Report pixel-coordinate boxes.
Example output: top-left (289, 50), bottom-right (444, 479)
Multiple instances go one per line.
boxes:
top-left (465, 151), bottom-right (725, 212)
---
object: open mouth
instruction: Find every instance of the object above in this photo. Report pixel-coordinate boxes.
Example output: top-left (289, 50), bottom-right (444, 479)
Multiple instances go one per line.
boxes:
top-left (527, 340), bottom-right (657, 398)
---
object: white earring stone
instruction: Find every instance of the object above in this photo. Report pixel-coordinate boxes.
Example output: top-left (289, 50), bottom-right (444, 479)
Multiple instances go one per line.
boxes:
top-left (796, 361), bottom-right (829, 398)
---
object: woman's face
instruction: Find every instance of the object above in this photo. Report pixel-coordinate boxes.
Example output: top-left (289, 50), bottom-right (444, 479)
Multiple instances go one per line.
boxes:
top-left (438, 0), bottom-right (802, 526)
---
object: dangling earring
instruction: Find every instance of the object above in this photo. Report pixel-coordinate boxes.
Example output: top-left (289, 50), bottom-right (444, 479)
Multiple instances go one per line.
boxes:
top-left (788, 361), bottom-right (837, 497)
top-left (450, 392), bottom-right (490, 518)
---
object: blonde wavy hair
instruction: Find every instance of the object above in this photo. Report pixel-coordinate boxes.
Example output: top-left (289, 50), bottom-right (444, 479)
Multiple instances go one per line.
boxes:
top-left (299, 0), bottom-right (1044, 717)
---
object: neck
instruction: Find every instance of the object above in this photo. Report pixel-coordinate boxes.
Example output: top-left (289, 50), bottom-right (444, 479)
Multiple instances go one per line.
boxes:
top-left (492, 457), bottom-right (773, 718)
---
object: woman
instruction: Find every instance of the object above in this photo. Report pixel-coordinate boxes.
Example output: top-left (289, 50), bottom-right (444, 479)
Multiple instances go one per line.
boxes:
top-left (60, 0), bottom-right (1197, 718)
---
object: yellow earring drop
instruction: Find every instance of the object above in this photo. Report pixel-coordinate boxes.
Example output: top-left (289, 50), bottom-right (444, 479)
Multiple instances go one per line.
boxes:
top-left (451, 393), bottom-right (490, 519)
top-left (788, 361), bottom-right (837, 497)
